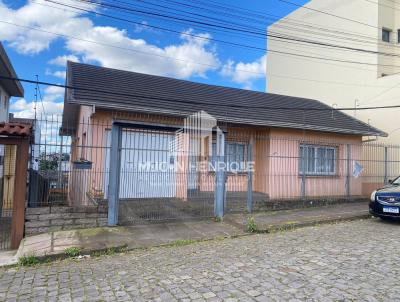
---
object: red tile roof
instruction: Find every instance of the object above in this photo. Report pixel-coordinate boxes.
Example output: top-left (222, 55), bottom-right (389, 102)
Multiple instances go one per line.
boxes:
top-left (0, 122), bottom-right (32, 137)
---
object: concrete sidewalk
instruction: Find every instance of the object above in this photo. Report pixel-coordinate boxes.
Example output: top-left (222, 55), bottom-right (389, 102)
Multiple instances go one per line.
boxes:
top-left (7, 220), bottom-right (243, 265)
top-left (225, 201), bottom-right (370, 232)
top-left (0, 201), bottom-right (370, 266)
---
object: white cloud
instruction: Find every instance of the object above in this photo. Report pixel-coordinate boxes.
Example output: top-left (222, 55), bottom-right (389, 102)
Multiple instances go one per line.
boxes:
top-left (48, 54), bottom-right (80, 66)
top-left (45, 68), bottom-right (66, 79)
top-left (10, 98), bottom-right (63, 119)
top-left (0, 1), bottom-right (219, 79)
top-left (43, 85), bottom-right (64, 101)
top-left (221, 55), bottom-right (267, 89)
top-left (133, 21), bottom-right (158, 34)
top-left (10, 85), bottom-right (64, 119)
top-left (0, 0), bottom-right (94, 54)
top-left (66, 26), bottom-right (219, 78)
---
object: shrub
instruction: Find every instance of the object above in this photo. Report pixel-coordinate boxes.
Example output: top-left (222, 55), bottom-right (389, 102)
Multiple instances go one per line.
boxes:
top-left (246, 216), bottom-right (257, 233)
top-left (18, 255), bottom-right (40, 267)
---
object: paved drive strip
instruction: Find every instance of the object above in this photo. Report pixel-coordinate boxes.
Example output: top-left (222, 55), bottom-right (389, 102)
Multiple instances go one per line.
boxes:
top-left (0, 218), bottom-right (398, 301)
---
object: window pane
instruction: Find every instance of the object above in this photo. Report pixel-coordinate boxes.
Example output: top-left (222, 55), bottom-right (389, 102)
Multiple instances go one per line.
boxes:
top-left (316, 147), bottom-right (325, 174)
top-left (326, 148), bottom-right (335, 173)
top-left (227, 143), bottom-right (235, 163)
top-left (224, 143), bottom-right (247, 171)
top-left (382, 29), bottom-right (391, 42)
top-left (307, 147), bottom-right (315, 173)
top-left (299, 144), bottom-right (337, 175)
top-left (237, 144), bottom-right (245, 162)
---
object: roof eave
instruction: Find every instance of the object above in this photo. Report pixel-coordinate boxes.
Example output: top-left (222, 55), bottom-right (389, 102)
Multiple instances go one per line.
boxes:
top-left (67, 100), bottom-right (386, 137)
top-left (0, 43), bottom-right (24, 97)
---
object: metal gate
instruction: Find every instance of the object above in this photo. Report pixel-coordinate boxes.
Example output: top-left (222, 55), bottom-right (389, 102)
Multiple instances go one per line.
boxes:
top-left (112, 125), bottom-right (215, 225)
top-left (0, 145), bottom-right (16, 250)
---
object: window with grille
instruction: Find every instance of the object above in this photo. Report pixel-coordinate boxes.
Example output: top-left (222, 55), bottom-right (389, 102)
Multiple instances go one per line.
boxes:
top-left (299, 144), bottom-right (337, 176)
top-left (210, 142), bottom-right (247, 172)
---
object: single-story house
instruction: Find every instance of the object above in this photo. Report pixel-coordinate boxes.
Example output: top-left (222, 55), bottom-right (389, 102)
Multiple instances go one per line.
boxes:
top-left (61, 62), bottom-right (386, 215)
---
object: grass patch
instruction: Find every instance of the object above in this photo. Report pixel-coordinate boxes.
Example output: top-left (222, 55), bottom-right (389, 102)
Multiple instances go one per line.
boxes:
top-left (170, 239), bottom-right (197, 247)
top-left (91, 246), bottom-right (126, 258)
top-left (18, 255), bottom-right (40, 267)
top-left (64, 247), bottom-right (81, 258)
top-left (246, 216), bottom-right (258, 233)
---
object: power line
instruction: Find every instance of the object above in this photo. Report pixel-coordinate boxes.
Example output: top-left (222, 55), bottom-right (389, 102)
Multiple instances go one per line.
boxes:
top-left (163, 0), bottom-right (400, 50)
top-left (5, 1), bottom-right (400, 91)
top-left (28, 0), bottom-right (400, 86)
top-left (34, 0), bottom-right (400, 69)
top-left (41, 0), bottom-right (380, 62)
top-left (3, 17), bottom-right (400, 78)
top-left (35, 0), bottom-right (384, 76)
top-left (104, 0), bottom-right (385, 49)
top-left (28, 0), bottom-right (391, 78)
top-left (35, 1), bottom-right (384, 65)
top-left (147, 0), bottom-right (391, 45)
top-left (65, 0), bottom-right (400, 59)
top-left (2, 74), bottom-right (400, 111)
top-left (4, 14), bottom-right (400, 88)
top-left (277, 0), bottom-right (379, 29)
top-left (34, 0), bottom-right (400, 71)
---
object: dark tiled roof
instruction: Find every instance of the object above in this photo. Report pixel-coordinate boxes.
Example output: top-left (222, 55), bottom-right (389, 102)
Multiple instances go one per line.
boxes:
top-left (62, 61), bottom-right (386, 137)
top-left (0, 122), bottom-right (32, 137)
top-left (0, 42), bottom-right (24, 97)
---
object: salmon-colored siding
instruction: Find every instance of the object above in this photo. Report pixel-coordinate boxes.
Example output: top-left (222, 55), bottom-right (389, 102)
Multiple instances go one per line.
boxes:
top-left (267, 129), bottom-right (363, 199)
top-left (68, 108), bottom-right (368, 205)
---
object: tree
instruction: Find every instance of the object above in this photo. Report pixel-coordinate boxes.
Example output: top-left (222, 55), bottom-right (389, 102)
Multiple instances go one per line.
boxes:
top-left (38, 153), bottom-right (58, 171)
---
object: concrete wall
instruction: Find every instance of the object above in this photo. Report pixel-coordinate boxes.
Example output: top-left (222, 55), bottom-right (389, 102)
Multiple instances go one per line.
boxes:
top-left (266, 0), bottom-right (400, 144)
top-left (25, 205), bottom-right (108, 236)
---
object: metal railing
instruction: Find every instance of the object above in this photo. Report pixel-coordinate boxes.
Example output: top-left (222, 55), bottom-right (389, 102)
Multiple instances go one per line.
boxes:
top-left (28, 115), bottom-right (400, 225)
top-left (0, 144), bottom-right (16, 250)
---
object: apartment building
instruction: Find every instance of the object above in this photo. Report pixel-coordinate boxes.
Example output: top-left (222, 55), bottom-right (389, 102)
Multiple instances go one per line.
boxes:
top-left (266, 0), bottom-right (400, 143)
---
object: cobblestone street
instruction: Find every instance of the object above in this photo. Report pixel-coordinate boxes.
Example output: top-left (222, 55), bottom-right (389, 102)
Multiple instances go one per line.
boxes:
top-left (1, 218), bottom-right (399, 301)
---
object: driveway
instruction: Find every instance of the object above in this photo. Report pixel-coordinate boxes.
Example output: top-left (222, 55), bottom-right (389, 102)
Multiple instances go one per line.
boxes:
top-left (0, 218), bottom-right (398, 301)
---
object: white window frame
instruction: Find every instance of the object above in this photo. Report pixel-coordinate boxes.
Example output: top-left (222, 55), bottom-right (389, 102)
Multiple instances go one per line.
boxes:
top-left (299, 144), bottom-right (337, 176)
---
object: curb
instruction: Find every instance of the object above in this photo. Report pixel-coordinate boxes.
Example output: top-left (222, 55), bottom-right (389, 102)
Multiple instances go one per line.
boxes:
top-left (1, 213), bottom-right (371, 268)
top-left (254, 213), bottom-right (371, 233)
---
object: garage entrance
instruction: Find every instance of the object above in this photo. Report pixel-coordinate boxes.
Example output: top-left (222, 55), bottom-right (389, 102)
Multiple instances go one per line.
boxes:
top-left (105, 129), bottom-right (177, 199)
top-left (106, 122), bottom-right (218, 225)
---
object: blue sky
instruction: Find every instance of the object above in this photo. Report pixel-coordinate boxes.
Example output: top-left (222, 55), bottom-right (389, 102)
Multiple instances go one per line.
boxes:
top-left (0, 0), bottom-right (307, 118)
